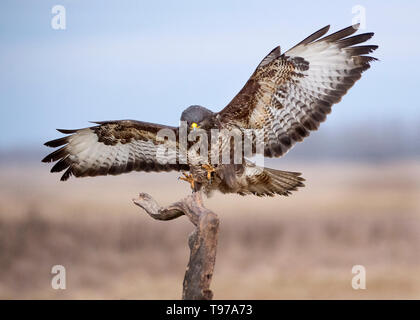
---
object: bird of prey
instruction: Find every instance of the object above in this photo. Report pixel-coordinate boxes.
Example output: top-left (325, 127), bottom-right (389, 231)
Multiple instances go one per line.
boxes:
top-left (43, 24), bottom-right (377, 197)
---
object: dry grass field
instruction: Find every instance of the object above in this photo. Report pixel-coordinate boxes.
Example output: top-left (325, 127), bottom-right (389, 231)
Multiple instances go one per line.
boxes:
top-left (0, 160), bottom-right (419, 299)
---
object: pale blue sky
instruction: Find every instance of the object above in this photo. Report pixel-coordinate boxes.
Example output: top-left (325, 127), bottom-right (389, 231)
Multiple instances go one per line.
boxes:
top-left (0, 0), bottom-right (419, 150)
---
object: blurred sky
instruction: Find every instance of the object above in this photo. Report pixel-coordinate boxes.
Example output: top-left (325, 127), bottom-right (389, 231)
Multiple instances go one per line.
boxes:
top-left (0, 0), bottom-right (419, 150)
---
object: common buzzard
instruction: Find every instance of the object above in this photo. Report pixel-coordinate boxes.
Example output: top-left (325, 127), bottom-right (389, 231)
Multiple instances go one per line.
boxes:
top-left (43, 24), bottom-right (377, 197)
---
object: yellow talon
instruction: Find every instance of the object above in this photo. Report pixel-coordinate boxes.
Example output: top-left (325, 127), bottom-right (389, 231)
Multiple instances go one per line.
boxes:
top-left (202, 164), bottom-right (215, 180)
top-left (179, 172), bottom-right (195, 189)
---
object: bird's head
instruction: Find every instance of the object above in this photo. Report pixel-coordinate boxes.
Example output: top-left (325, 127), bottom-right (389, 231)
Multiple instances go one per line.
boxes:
top-left (180, 105), bottom-right (215, 131)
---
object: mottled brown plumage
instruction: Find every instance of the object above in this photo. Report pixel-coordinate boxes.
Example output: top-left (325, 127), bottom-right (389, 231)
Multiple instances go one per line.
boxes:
top-left (43, 24), bottom-right (377, 197)
top-left (218, 24), bottom-right (377, 158)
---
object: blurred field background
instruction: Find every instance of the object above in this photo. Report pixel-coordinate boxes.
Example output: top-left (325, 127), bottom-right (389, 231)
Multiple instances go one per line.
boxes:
top-left (1, 0), bottom-right (420, 300)
top-left (1, 157), bottom-right (419, 299)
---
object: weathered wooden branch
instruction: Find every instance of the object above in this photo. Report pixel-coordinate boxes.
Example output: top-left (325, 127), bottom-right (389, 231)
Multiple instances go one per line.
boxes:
top-left (132, 191), bottom-right (219, 300)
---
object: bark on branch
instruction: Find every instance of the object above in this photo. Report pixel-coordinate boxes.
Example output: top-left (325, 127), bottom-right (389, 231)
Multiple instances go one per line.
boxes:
top-left (132, 191), bottom-right (219, 300)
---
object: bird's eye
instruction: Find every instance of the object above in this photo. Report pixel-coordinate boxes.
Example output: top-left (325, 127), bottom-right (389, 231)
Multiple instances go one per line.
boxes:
top-left (191, 122), bottom-right (199, 129)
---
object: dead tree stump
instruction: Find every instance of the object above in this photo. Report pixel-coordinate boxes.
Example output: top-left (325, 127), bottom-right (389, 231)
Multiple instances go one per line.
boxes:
top-left (132, 191), bottom-right (219, 300)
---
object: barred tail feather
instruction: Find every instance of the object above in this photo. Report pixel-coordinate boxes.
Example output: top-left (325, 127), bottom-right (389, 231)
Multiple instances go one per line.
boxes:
top-left (239, 164), bottom-right (305, 197)
top-left (264, 167), bottom-right (305, 196)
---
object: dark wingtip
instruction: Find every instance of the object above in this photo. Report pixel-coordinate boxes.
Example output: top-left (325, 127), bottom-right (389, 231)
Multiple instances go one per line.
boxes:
top-left (57, 128), bottom-right (77, 134)
top-left (287, 25), bottom-right (330, 52)
top-left (44, 136), bottom-right (68, 148)
top-left (89, 120), bottom-right (110, 125)
top-left (363, 32), bottom-right (375, 40)
top-left (50, 158), bottom-right (70, 173)
top-left (42, 145), bottom-right (67, 163)
top-left (60, 168), bottom-right (73, 181)
top-left (41, 155), bottom-right (50, 163)
top-left (319, 25), bottom-right (331, 34)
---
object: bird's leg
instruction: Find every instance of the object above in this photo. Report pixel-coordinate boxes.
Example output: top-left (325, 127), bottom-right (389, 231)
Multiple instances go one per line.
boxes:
top-left (179, 172), bottom-right (195, 190)
top-left (202, 164), bottom-right (215, 181)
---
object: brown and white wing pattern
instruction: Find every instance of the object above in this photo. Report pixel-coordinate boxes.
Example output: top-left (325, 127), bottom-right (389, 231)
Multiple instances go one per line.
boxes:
top-left (217, 25), bottom-right (378, 157)
top-left (235, 162), bottom-right (305, 197)
top-left (42, 120), bottom-right (188, 181)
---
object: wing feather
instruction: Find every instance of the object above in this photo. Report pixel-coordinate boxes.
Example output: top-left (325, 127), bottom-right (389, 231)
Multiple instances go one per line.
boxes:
top-left (42, 120), bottom-right (188, 181)
top-left (217, 25), bottom-right (378, 158)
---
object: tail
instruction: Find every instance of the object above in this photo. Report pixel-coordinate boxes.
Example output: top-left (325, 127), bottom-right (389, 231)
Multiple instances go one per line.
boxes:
top-left (264, 167), bottom-right (305, 196)
top-left (238, 164), bottom-right (305, 197)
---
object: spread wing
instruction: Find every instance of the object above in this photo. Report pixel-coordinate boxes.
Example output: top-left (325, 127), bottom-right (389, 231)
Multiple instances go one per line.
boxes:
top-left (217, 24), bottom-right (378, 157)
top-left (42, 120), bottom-right (188, 181)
